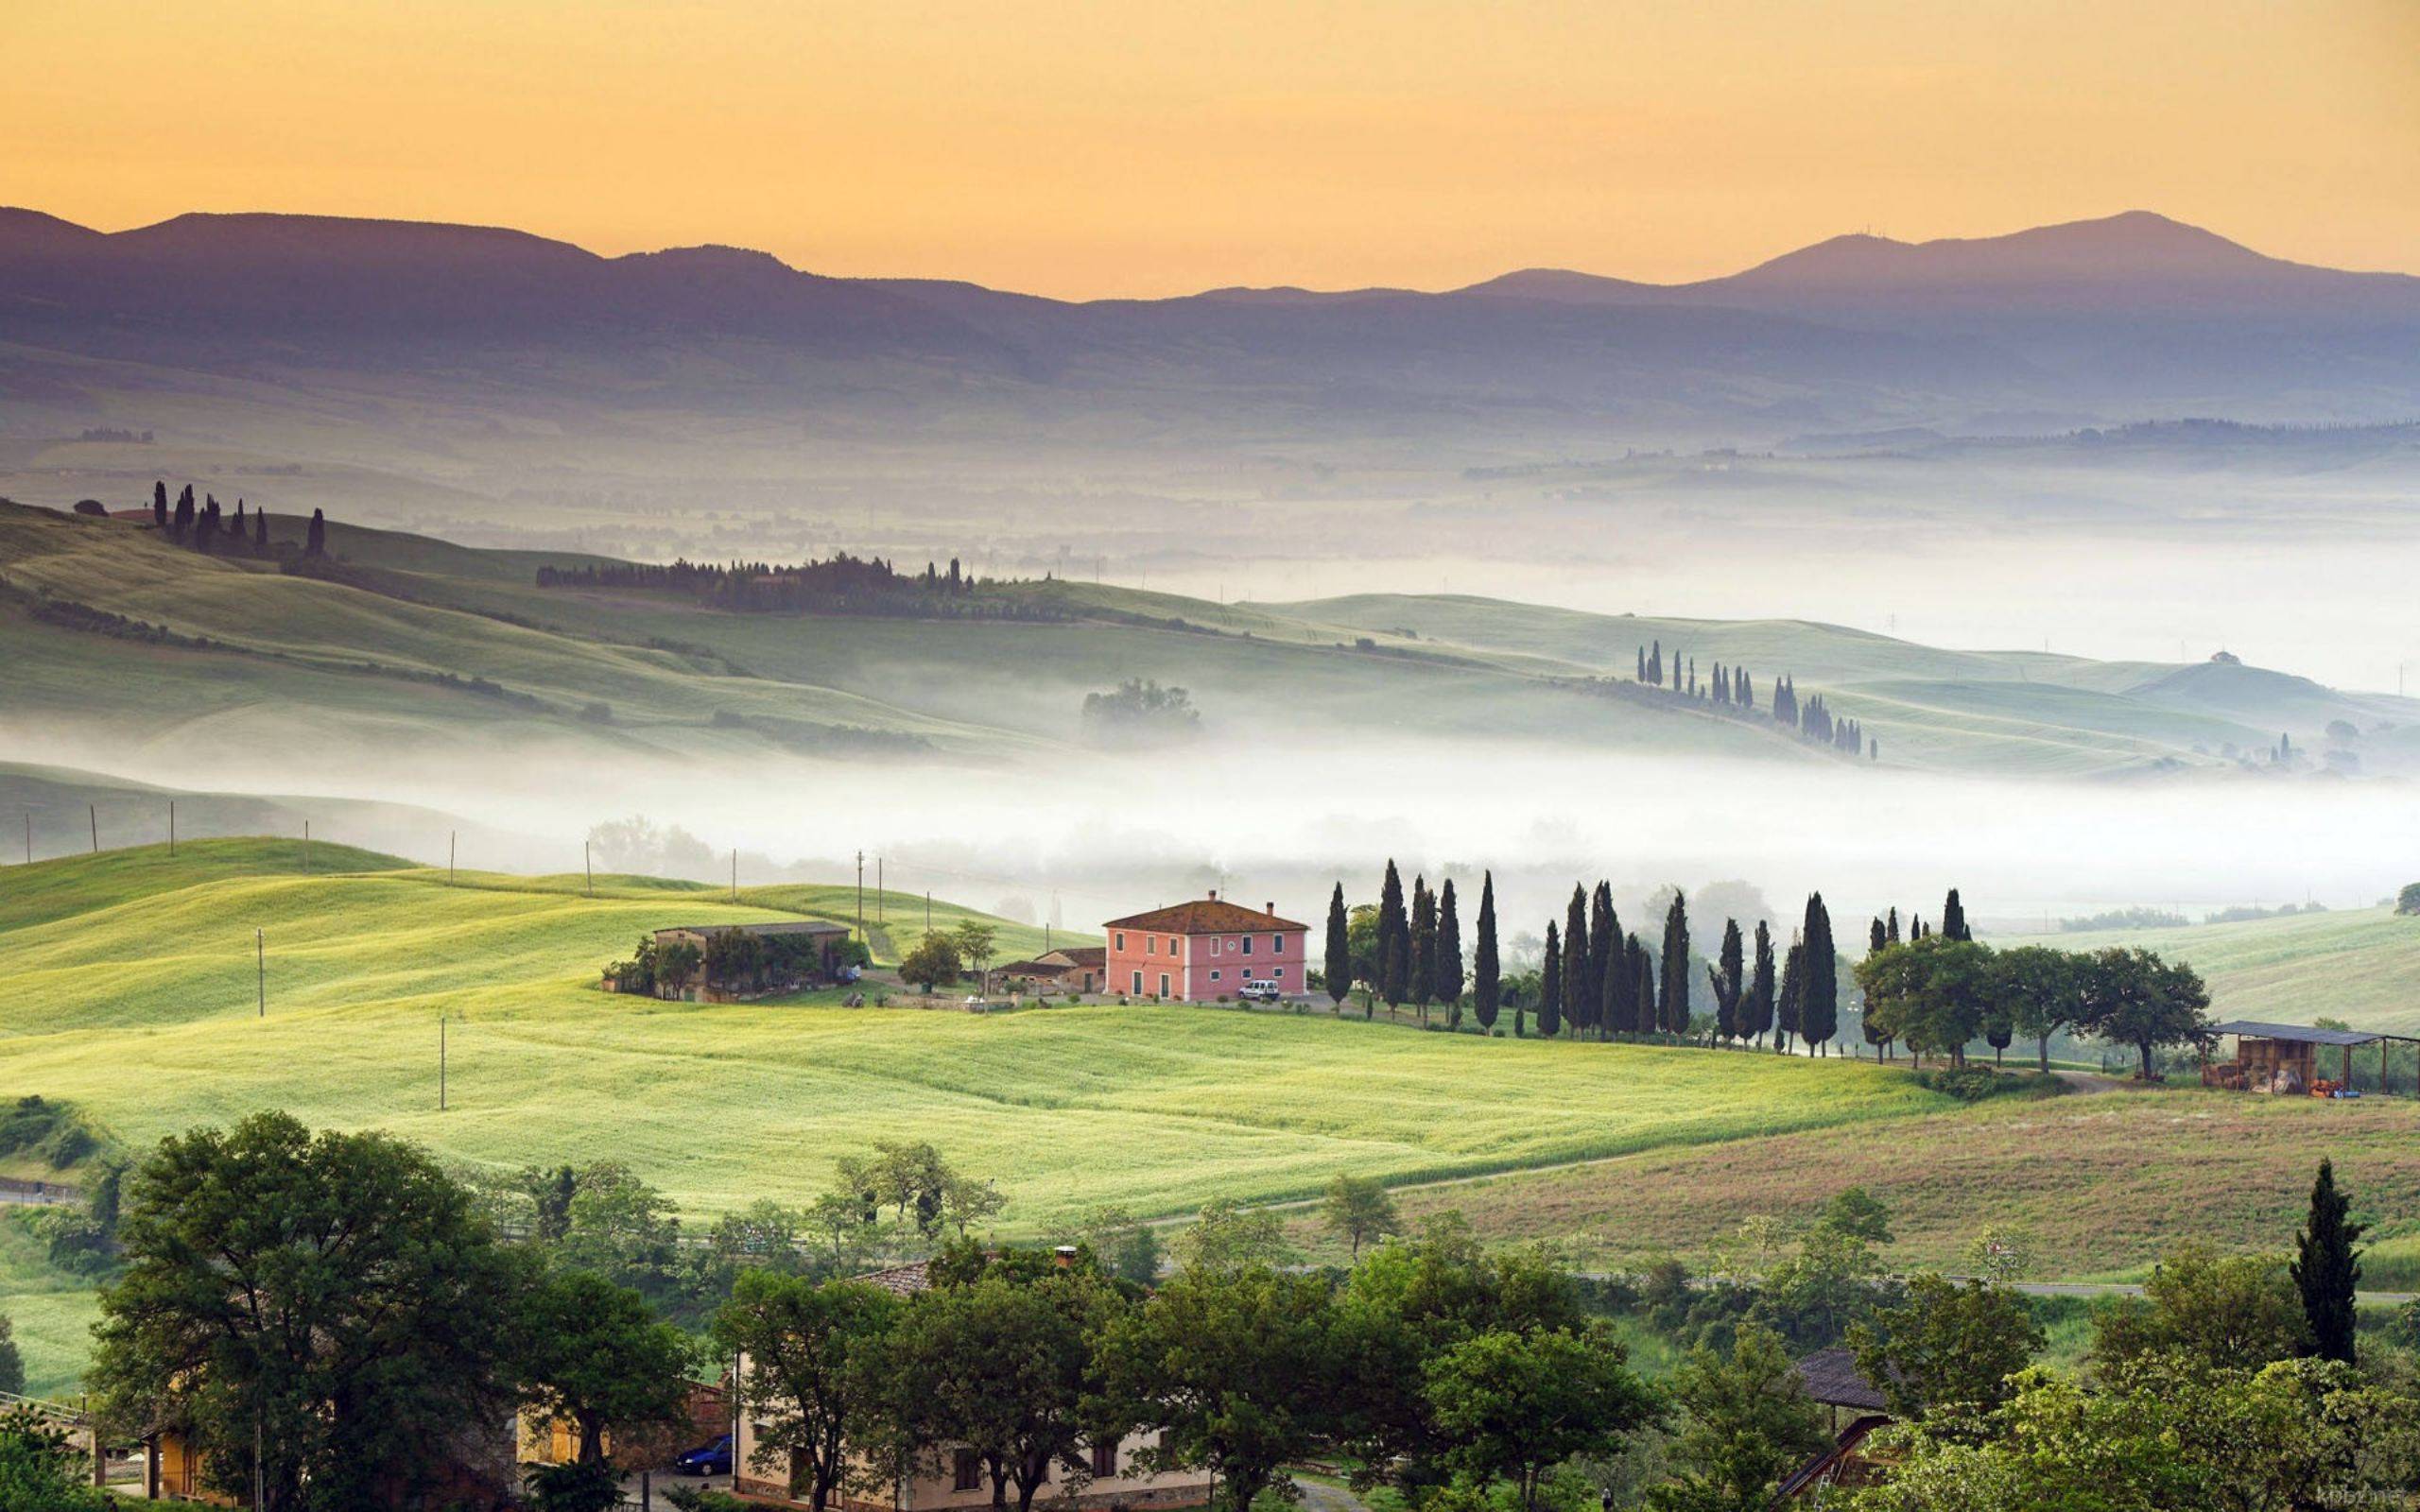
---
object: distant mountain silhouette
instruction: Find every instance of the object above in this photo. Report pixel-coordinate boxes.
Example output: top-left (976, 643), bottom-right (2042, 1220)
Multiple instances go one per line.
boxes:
top-left (3, 206), bottom-right (2415, 445)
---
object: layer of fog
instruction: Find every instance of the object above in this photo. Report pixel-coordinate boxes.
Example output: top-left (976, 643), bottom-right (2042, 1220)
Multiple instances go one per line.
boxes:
top-left (19, 724), bottom-right (2412, 942)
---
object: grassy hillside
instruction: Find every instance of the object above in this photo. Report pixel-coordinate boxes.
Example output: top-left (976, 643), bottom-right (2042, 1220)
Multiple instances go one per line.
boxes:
top-left (2004, 905), bottom-right (2420, 1034)
top-left (17, 499), bottom-right (2408, 782)
top-left (9, 838), bottom-right (2420, 1391)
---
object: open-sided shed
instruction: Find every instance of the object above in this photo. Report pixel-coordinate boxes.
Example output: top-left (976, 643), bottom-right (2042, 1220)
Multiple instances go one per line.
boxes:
top-left (2202, 1021), bottom-right (2417, 1096)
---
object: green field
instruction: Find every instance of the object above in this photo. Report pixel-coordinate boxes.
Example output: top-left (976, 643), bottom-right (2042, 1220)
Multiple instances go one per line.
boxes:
top-left (2004, 906), bottom-right (2420, 1034)
top-left (9, 838), bottom-right (2420, 1398)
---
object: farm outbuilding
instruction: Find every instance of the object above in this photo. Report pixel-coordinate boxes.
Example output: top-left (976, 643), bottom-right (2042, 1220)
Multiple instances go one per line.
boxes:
top-left (2201, 1021), bottom-right (2419, 1097)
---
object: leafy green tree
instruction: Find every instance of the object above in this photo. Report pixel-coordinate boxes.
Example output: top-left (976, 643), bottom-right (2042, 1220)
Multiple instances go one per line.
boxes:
top-left (1749, 1224), bottom-right (1891, 1352)
top-left (1821, 1187), bottom-right (1893, 1245)
top-left (1995, 945), bottom-right (2077, 1074)
top-left (1473, 873), bottom-right (1500, 1030)
top-left (90, 1113), bottom-right (520, 1512)
top-left (0, 1406), bottom-right (112, 1512)
top-left (898, 933), bottom-right (964, 993)
top-left (1799, 894), bottom-right (1837, 1053)
top-left (520, 1267), bottom-right (693, 1465)
top-left (0, 1315), bottom-right (18, 1397)
top-left (1855, 937), bottom-right (1995, 1067)
top-left (2091, 1245), bottom-right (2309, 1373)
top-left (1322, 1176), bottom-right (1402, 1261)
top-left (951, 920), bottom-right (999, 986)
top-left (1740, 922), bottom-right (1775, 1046)
top-left (1092, 1265), bottom-right (1337, 1512)
top-left (1174, 1199), bottom-right (1295, 1274)
top-left (1077, 1205), bottom-right (1163, 1287)
top-left (2076, 947), bottom-right (2210, 1079)
top-left (854, 1265), bottom-right (1126, 1512)
top-left (1648, 1326), bottom-right (1828, 1512)
top-left (1660, 889), bottom-right (1692, 1037)
top-left (711, 1273), bottom-right (902, 1512)
top-left (1347, 903), bottom-right (1382, 1017)
top-left (1848, 1275), bottom-right (2043, 1423)
top-left (1423, 1325), bottom-right (1655, 1512)
top-left (2292, 1159), bottom-right (2364, 1366)
top-left (556, 1160), bottom-right (684, 1302)
top-left (1325, 884), bottom-right (1351, 1010)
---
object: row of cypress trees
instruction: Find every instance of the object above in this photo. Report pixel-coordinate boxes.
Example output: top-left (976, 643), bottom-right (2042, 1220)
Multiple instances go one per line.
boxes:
top-left (1634, 638), bottom-right (1877, 761)
top-left (144, 479), bottom-right (327, 556)
top-left (1322, 866), bottom-right (1867, 1055)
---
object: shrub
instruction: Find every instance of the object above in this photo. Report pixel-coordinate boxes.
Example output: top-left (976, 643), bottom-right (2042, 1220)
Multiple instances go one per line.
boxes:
top-left (1912, 1067), bottom-right (2054, 1103)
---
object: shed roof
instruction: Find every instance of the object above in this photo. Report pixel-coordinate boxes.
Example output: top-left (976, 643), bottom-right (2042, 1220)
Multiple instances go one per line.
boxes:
top-left (2208, 1020), bottom-right (2381, 1047)
top-left (851, 1260), bottom-right (934, 1297)
top-left (1791, 1347), bottom-right (1891, 1412)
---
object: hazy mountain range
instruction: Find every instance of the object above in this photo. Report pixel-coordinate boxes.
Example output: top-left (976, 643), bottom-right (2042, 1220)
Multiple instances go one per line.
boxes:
top-left (5, 206), bottom-right (2416, 454)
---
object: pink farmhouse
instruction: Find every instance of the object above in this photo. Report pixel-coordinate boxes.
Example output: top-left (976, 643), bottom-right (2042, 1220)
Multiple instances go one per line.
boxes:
top-left (1102, 891), bottom-right (1310, 1002)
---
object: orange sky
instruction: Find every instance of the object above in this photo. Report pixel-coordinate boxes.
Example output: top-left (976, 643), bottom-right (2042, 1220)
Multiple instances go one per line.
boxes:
top-left (7, 0), bottom-right (2416, 299)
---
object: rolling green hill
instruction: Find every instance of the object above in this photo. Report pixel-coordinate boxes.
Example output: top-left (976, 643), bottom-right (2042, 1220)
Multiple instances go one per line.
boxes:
top-left (10, 500), bottom-right (2409, 782)
top-left (9, 838), bottom-right (2420, 1396)
top-left (2004, 905), bottom-right (2420, 1034)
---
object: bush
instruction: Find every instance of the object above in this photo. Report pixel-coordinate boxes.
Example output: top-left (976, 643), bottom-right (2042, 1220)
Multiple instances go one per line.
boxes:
top-left (662, 1486), bottom-right (750, 1512)
top-left (2398, 883), bottom-right (2420, 917)
top-left (1913, 1066), bottom-right (2051, 1103)
top-left (0, 1097), bottom-right (98, 1169)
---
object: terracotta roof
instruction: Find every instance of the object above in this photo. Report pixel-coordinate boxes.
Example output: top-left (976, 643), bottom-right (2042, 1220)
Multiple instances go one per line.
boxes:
top-left (1050, 947), bottom-right (1106, 968)
top-left (996, 959), bottom-right (1073, 978)
top-left (1791, 1347), bottom-right (1892, 1412)
top-left (1102, 896), bottom-right (1308, 934)
top-left (850, 1260), bottom-right (933, 1297)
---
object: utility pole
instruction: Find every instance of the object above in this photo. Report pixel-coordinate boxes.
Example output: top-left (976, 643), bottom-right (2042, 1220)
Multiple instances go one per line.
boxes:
top-left (731, 848), bottom-right (737, 903)
top-left (876, 857), bottom-right (883, 922)
top-left (856, 850), bottom-right (865, 941)
top-left (302, 819), bottom-right (311, 875)
top-left (584, 841), bottom-right (593, 897)
top-left (440, 1016), bottom-right (447, 1111)
top-left (89, 804), bottom-right (97, 854)
top-left (168, 799), bottom-right (175, 855)
top-left (24, 810), bottom-right (30, 866)
top-left (257, 929), bottom-right (266, 1017)
top-left (449, 831), bottom-right (457, 885)
top-left (925, 890), bottom-right (931, 931)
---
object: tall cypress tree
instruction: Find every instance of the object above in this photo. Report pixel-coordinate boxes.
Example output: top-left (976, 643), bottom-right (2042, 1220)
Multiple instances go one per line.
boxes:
top-left (1658, 889), bottom-right (1691, 1038)
top-left (1410, 878), bottom-right (1437, 1025)
top-left (1378, 861), bottom-right (1409, 1010)
top-left (1473, 872), bottom-right (1500, 1030)
top-left (151, 481), bottom-right (168, 529)
top-left (1560, 886), bottom-right (1588, 1039)
top-left (2292, 1159), bottom-right (2364, 1365)
top-left (1799, 893), bottom-right (1838, 1055)
top-left (1869, 917), bottom-right (1886, 954)
top-left (1584, 883), bottom-right (1615, 1040)
top-left (1941, 887), bottom-right (1969, 942)
top-left (1777, 937), bottom-right (1805, 1051)
top-left (306, 507), bottom-right (327, 556)
top-left (172, 484), bottom-right (195, 537)
top-left (1710, 918), bottom-right (1744, 1042)
top-left (1323, 884), bottom-right (1350, 1012)
top-left (1436, 879), bottom-right (1463, 1017)
top-left (254, 507), bottom-right (268, 547)
top-left (1538, 922), bottom-right (1563, 1039)
top-left (1631, 941), bottom-right (1653, 1039)
top-left (1887, 906), bottom-right (1903, 944)
top-left (1742, 922), bottom-right (1776, 1046)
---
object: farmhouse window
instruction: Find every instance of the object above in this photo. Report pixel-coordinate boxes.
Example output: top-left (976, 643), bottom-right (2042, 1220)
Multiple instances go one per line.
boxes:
top-left (1210, 970), bottom-right (1221, 982)
top-left (1146, 936), bottom-right (1156, 955)
top-left (1273, 966), bottom-right (1286, 977)
top-left (1132, 971), bottom-right (1144, 993)
top-left (954, 1450), bottom-right (982, 1491)
top-left (1158, 973), bottom-right (1171, 997)
top-left (1272, 935), bottom-right (1286, 953)
top-left (1115, 932), bottom-right (1126, 951)
top-left (1092, 1443), bottom-right (1117, 1478)
top-left (1211, 937), bottom-right (1221, 955)
top-left (1242, 935), bottom-right (1254, 955)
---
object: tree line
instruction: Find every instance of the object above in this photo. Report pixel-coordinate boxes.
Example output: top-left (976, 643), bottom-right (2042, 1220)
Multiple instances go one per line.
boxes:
top-left (128, 478), bottom-right (329, 557)
top-left (1629, 639), bottom-right (1874, 760)
top-left (25, 1109), bottom-right (2413, 1512)
top-left (1321, 868), bottom-right (2212, 1074)
top-left (533, 553), bottom-right (1071, 620)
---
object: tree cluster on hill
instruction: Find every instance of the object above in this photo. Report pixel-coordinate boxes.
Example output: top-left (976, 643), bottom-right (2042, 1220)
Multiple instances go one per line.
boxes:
top-left (534, 552), bottom-right (1067, 620)
top-left (131, 478), bottom-right (320, 558)
top-left (1623, 640), bottom-right (1876, 761)
top-left (1857, 899), bottom-right (2211, 1078)
top-left (1080, 679), bottom-right (1201, 746)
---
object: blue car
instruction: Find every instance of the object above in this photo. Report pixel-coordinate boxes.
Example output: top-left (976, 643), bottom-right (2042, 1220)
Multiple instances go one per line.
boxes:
top-left (673, 1434), bottom-right (733, 1477)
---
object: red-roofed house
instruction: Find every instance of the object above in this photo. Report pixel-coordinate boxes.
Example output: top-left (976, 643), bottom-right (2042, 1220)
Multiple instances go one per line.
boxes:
top-left (1102, 891), bottom-right (1309, 1002)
